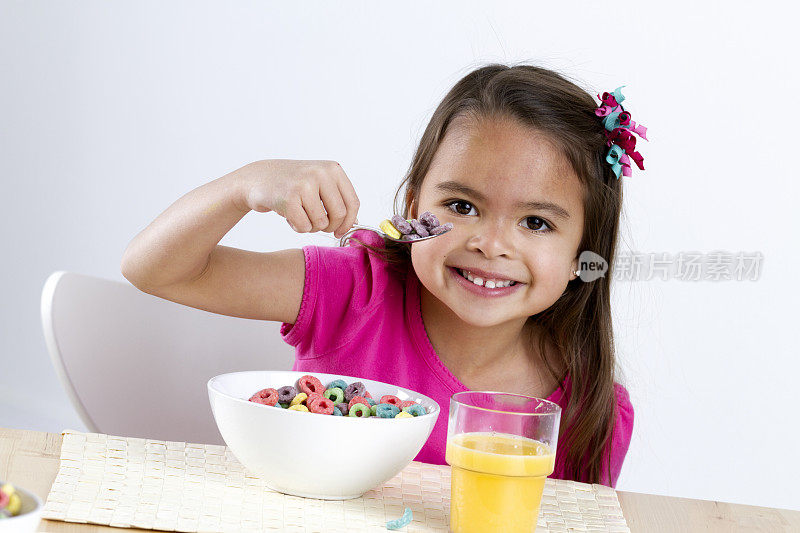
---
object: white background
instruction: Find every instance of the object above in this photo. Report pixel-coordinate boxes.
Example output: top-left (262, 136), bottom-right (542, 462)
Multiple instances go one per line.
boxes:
top-left (2, 0), bottom-right (799, 512)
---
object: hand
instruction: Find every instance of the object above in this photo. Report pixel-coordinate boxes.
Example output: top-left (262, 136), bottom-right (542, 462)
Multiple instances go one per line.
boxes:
top-left (236, 159), bottom-right (361, 239)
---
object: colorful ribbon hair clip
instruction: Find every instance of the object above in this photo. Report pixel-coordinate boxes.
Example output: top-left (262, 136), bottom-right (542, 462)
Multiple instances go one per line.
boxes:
top-left (595, 85), bottom-right (648, 179)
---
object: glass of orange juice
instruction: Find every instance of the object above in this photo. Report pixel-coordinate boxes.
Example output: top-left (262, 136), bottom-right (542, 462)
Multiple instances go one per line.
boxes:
top-left (445, 391), bottom-right (561, 533)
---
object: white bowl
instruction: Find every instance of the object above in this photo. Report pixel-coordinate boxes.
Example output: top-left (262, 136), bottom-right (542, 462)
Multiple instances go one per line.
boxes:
top-left (0, 485), bottom-right (42, 533)
top-left (208, 370), bottom-right (440, 500)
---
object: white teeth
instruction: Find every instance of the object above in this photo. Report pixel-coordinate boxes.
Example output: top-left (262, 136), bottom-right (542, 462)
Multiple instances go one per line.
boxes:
top-left (457, 268), bottom-right (516, 288)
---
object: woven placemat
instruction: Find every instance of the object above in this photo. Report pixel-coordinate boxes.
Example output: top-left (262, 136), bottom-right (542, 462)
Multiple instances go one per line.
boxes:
top-left (42, 430), bottom-right (629, 532)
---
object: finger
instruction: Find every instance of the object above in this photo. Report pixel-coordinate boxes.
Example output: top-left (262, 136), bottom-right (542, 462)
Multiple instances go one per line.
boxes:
top-left (319, 181), bottom-right (347, 236)
top-left (333, 170), bottom-right (361, 237)
top-left (284, 196), bottom-right (313, 233)
top-left (300, 185), bottom-right (329, 232)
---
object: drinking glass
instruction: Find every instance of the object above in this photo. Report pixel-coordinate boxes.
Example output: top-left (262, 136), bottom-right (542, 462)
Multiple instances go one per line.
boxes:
top-left (445, 391), bottom-right (561, 533)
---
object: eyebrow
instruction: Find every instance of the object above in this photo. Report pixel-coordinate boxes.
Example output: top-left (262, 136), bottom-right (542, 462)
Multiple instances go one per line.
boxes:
top-left (434, 180), bottom-right (572, 220)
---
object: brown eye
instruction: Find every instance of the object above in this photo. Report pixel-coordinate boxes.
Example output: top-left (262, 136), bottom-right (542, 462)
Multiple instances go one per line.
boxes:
top-left (521, 216), bottom-right (551, 232)
top-left (448, 201), bottom-right (476, 216)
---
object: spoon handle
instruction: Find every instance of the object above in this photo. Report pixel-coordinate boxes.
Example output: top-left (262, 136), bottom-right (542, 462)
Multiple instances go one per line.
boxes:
top-left (336, 224), bottom-right (384, 246)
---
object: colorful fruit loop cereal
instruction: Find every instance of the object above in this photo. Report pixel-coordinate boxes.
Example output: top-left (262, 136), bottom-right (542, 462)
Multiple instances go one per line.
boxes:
top-left (402, 404), bottom-right (427, 417)
top-left (379, 211), bottom-right (453, 241)
top-left (308, 395), bottom-right (334, 415)
top-left (348, 395), bottom-right (369, 410)
top-left (298, 375), bottom-right (324, 395)
top-left (386, 507), bottom-right (413, 530)
top-left (348, 403), bottom-right (371, 417)
top-left (248, 375), bottom-right (429, 419)
top-left (0, 483), bottom-right (22, 519)
top-left (344, 381), bottom-right (366, 402)
top-left (277, 385), bottom-right (297, 404)
top-left (324, 386), bottom-right (344, 404)
top-left (249, 388), bottom-right (278, 406)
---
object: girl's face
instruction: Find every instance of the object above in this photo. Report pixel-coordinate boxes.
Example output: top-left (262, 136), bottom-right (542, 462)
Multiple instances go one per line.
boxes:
top-left (411, 115), bottom-right (585, 329)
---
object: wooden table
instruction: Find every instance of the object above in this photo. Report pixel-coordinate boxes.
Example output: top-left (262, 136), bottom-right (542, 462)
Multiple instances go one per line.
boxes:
top-left (2, 427), bottom-right (798, 532)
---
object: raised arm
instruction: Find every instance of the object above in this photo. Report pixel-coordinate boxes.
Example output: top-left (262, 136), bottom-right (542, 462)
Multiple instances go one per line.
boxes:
top-left (120, 159), bottom-right (360, 322)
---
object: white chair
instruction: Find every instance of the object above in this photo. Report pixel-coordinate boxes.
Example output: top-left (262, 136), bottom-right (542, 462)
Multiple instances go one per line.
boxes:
top-left (41, 271), bottom-right (295, 445)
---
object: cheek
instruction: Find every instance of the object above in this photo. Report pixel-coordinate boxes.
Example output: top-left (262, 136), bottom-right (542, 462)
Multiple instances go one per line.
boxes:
top-left (525, 246), bottom-right (573, 283)
top-left (411, 242), bottom-right (447, 282)
top-left (410, 245), bottom-right (431, 277)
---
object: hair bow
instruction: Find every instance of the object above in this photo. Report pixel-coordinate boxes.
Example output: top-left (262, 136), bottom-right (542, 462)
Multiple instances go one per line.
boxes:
top-left (595, 86), bottom-right (648, 179)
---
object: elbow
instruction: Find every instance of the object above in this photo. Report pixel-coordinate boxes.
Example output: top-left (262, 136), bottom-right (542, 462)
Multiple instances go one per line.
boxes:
top-left (120, 246), bottom-right (150, 293)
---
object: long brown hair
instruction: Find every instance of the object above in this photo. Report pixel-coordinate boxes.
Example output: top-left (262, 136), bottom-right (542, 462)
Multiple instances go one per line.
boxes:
top-left (352, 63), bottom-right (624, 484)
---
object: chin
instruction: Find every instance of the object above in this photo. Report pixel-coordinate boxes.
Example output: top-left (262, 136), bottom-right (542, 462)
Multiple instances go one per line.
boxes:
top-left (451, 307), bottom-right (525, 329)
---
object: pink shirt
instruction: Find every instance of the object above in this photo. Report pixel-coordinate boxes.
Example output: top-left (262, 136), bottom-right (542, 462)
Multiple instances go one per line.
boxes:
top-left (281, 230), bottom-right (634, 487)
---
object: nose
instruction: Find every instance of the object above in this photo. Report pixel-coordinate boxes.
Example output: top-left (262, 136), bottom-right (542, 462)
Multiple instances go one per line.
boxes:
top-left (465, 220), bottom-right (513, 258)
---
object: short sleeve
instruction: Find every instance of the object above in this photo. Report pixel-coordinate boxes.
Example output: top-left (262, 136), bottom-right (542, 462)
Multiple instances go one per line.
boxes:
top-left (604, 383), bottom-right (635, 487)
top-left (279, 230), bottom-right (397, 358)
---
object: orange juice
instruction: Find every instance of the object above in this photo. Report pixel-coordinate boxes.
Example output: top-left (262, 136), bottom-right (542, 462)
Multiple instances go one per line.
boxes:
top-left (445, 431), bottom-right (556, 533)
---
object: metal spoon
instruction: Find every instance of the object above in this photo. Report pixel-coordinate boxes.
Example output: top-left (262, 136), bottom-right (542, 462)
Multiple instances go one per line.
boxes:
top-left (330, 223), bottom-right (452, 247)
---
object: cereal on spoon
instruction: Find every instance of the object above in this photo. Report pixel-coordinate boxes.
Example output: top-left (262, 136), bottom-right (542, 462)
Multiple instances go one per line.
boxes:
top-left (379, 211), bottom-right (453, 241)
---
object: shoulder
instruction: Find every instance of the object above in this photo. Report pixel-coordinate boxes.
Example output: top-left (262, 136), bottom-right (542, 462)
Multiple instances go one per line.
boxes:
top-left (612, 382), bottom-right (634, 438)
top-left (613, 383), bottom-right (634, 419)
top-left (314, 229), bottom-right (403, 304)
top-left (281, 230), bottom-right (406, 351)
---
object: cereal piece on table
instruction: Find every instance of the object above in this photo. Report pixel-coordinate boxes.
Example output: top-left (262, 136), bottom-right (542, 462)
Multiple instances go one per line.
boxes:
top-left (344, 382), bottom-right (366, 402)
top-left (408, 219), bottom-right (430, 237)
top-left (348, 403), bottom-right (371, 417)
top-left (430, 222), bottom-right (453, 235)
top-left (395, 411), bottom-right (413, 419)
top-left (288, 404), bottom-right (309, 412)
top-left (419, 211), bottom-right (440, 229)
top-left (277, 385), bottom-right (297, 404)
top-left (249, 388), bottom-right (279, 406)
top-left (386, 507), bottom-right (413, 530)
top-left (390, 215), bottom-right (414, 235)
top-left (379, 219), bottom-right (402, 240)
top-left (298, 375), bottom-right (324, 396)
top-left (290, 392), bottom-right (308, 406)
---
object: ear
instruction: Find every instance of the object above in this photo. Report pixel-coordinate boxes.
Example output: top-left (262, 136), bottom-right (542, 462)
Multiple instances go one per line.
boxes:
top-left (570, 257), bottom-right (579, 280)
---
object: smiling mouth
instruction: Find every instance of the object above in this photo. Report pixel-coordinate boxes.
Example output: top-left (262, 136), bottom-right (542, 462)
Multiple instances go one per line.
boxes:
top-left (454, 268), bottom-right (519, 288)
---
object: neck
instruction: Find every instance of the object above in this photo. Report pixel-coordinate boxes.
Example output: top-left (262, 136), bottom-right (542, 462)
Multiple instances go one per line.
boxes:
top-left (419, 283), bottom-right (548, 384)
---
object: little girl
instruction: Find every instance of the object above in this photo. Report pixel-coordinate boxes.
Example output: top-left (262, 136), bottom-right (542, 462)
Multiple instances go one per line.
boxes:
top-left (121, 64), bottom-right (639, 488)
